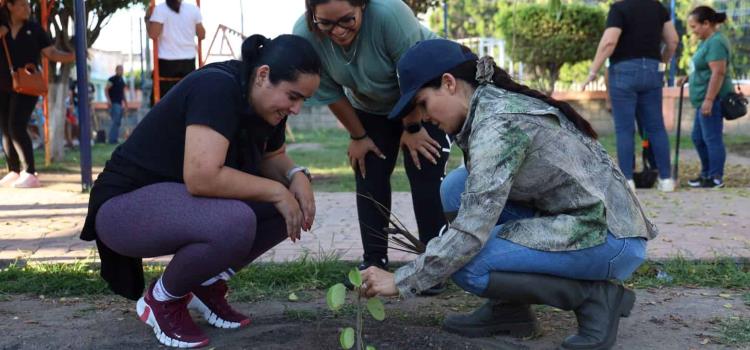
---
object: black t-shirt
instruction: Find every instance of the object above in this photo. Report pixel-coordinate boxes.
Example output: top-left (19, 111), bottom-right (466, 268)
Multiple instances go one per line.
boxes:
top-left (606, 0), bottom-right (670, 64)
top-left (107, 75), bottom-right (126, 104)
top-left (113, 59), bottom-right (286, 183)
top-left (0, 21), bottom-right (53, 91)
top-left (81, 60), bottom-right (287, 300)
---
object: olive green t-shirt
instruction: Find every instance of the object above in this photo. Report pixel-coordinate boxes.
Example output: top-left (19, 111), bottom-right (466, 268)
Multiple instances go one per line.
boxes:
top-left (689, 31), bottom-right (734, 108)
top-left (293, 0), bottom-right (437, 115)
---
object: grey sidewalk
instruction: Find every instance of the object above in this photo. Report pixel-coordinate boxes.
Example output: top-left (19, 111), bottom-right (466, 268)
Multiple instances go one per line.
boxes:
top-left (1, 172), bottom-right (749, 264)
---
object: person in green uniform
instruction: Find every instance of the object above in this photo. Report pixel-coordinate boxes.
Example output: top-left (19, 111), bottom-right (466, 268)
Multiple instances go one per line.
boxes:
top-left (294, 0), bottom-right (450, 293)
top-left (685, 6), bottom-right (734, 188)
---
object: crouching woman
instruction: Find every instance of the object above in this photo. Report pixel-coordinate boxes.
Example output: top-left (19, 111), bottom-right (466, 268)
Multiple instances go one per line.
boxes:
top-left (80, 34), bottom-right (320, 348)
top-left (361, 39), bottom-right (654, 350)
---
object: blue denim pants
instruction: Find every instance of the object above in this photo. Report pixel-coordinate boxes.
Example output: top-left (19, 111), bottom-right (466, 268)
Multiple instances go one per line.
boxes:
top-left (441, 166), bottom-right (647, 296)
top-left (691, 99), bottom-right (725, 179)
top-left (608, 58), bottom-right (671, 180)
top-left (108, 102), bottom-right (124, 144)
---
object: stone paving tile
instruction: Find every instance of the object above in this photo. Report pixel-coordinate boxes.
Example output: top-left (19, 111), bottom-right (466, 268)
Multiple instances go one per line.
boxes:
top-left (2, 175), bottom-right (750, 264)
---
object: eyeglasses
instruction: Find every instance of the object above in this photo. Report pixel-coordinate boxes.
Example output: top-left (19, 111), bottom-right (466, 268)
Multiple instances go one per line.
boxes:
top-left (313, 13), bottom-right (357, 33)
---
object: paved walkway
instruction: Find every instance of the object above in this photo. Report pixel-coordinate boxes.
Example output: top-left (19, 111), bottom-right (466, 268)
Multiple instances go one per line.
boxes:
top-left (1, 172), bottom-right (749, 264)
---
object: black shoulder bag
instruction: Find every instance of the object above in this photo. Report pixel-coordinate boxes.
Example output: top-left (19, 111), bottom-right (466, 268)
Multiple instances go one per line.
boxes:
top-left (719, 42), bottom-right (747, 120)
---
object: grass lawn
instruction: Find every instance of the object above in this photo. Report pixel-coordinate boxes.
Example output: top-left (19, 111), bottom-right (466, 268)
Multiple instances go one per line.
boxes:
top-left (3, 129), bottom-right (750, 191)
top-left (1, 257), bottom-right (748, 300)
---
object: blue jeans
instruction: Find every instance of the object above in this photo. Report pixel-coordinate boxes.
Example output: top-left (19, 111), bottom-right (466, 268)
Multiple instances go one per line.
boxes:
top-left (691, 99), bottom-right (725, 179)
top-left (441, 166), bottom-right (647, 296)
top-left (108, 102), bottom-right (124, 144)
top-left (609, 58), bottom-right (671, 180)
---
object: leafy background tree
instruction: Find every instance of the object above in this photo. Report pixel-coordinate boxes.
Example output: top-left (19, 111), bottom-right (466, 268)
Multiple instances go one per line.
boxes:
top-left (30, 0), bottom-right (143, 162)
top-left (428, 0), bottom-right (747, 92)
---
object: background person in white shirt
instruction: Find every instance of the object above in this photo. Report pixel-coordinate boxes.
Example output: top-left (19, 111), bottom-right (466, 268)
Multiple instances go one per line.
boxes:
top-left (147, 0), bottom-right (205, 100)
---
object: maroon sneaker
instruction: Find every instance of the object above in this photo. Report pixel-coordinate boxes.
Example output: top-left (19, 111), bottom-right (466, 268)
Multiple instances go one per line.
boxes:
top-left (136, 281), bottom-right (209, 348)
top-left (189, 280), bottom-right (251, 329)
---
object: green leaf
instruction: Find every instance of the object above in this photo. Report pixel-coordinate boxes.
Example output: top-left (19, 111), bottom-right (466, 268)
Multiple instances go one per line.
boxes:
top-left (366, 346), bottom-right (376, 350)
top-left (339, 327), bottom-right (355, 349)
top-left (366, 298), bottom-right (385, 321)
top-left (326, 283), bottom-right (346, 311)
top-left (348, 268), bottom-right (362, 288)
top-left (288, 292), bottom-right (299, 302)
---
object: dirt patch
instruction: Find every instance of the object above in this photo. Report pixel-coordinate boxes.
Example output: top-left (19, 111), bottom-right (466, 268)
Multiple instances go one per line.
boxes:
top-left (728, 142), bottom-right (750, 158)
top-left (0, 287), bottom-right (747, 350)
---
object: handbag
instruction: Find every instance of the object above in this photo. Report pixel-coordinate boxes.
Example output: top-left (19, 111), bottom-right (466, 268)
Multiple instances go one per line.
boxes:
top-left (718, 41), bottom-right (747, 120)
top-left (2, 36), bottom-right (47, 96)
top-left (721, 88), bottom-right (747, 120)
top-left (633, 135), bottom-right (658, 189)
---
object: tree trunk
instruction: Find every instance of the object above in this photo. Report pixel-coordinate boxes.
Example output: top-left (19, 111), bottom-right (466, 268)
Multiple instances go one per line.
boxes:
top-left (545, 64), bottom-right (561, 96)
top-left (47, 64), bottom-right (72, 163)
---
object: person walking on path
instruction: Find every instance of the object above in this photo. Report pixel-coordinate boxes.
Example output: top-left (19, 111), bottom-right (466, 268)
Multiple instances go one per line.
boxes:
top-left (105, 64), bottom-right (128, 144)
top-left (293, 0), bottom-right (450, 293)
top-left (0, 0), bottom-right (74, 188)
top-left (146, 0), bottom-right (205, 100)
top-left (684, 6), bottom-right (733, 189)
top-left (583, 0), bottom-right (679, 192)
top-left (361, 39), bottom-right (654, 350)
top-left (80, 35), bottom-right (320, 348)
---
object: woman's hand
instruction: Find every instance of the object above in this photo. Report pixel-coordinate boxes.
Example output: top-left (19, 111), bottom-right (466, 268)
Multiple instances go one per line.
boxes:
top-left (675, 76), bottom-right (689, 86)
top-left (288, 173), bottom-right (315, 231)
top-left (0, 25), bottom-right (7, 38)
top-left (581, 71), bottom-right (597, 91)
top-left (400, 127), bottom-right (441, 170)
top-left (348, 137), bottom-right (385, 179)
top-left (701, 99), bottom-right (714, 117)
top-left (271, 184), bottom-right (303, 242)
top-left (360, 266), bottom-right (398, 298)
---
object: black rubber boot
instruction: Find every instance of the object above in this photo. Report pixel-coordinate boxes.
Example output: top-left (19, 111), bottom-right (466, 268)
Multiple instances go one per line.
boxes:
top-left (442, 299), bottom-right (538, 338)
top-left (484, 272), bottom-right (635, 350)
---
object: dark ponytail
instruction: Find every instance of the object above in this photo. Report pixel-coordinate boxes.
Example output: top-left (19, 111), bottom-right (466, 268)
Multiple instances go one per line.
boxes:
top-left (689, 6), bottom-right (727, 24)
top-left (166, 0), bottom-right (181, 13)
top-left (240, 34), bottom-right (321, 96)
top-left (423, 46), bottom-right (598, 139)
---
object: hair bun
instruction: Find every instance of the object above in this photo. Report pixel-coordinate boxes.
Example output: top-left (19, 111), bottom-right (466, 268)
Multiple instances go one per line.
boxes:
top-left (715, 12), bottom-right (728, 23)
top-left (476, 56), bottom-right (495, 85)
top-left (242, 34), bottom-right (270, 63)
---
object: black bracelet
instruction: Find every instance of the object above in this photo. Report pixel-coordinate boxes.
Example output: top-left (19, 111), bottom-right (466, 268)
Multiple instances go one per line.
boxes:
top-left (350, 132), bottom-right (368, 141)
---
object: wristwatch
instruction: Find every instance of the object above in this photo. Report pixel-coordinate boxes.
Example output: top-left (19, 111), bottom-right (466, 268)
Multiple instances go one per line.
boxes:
top-left (287, 166), bottom-right (312, 183)
top-left (405, 122), bottom-right (422, 134)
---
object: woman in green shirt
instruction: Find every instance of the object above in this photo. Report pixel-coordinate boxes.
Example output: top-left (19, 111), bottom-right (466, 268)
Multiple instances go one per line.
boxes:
top-left (686, 6), bottom-right (733, 188)
top-left (293, 0), bottom-right (450, 285)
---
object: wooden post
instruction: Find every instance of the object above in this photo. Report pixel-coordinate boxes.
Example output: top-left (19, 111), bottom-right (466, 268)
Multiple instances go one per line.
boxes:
top-left (41, 0), bottom-right (53, 165)
top-left (149, 0), bottom-right (161, 102)
top-left (196, 0), bottom-right (203, 67)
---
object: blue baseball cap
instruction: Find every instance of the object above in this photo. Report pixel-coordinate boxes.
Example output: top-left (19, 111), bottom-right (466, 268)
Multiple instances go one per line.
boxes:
top-left (387, 39), bottom-right (477, 120)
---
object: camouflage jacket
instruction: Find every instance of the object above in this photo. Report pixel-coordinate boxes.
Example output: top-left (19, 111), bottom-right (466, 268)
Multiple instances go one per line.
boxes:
top-left (394, 85), bottom-right (658, 298)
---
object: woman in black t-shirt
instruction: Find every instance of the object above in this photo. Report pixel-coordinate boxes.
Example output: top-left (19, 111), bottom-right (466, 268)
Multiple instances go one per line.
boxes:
top-left (80, 35), bottom-right (321, 348)
top-left (0, 0), bottom-right (74, 188)
top-left (583, 0), bottom-right (679, 193)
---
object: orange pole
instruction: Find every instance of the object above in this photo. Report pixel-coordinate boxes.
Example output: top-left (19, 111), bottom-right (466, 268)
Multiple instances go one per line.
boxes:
top-left (149, 0), bottom-right (160, 103)
top-left (41, 0), bottom-right (52, 165)
top-left (196, 0), bottom-right (203, 67)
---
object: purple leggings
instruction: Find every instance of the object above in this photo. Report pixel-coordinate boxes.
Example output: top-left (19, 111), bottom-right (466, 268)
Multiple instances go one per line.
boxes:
top-left (95, 182), bottom-right (287, 296)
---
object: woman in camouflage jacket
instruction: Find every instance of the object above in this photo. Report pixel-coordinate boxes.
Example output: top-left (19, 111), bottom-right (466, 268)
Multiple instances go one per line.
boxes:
top-left (361, 39), bottom-right (656, 350)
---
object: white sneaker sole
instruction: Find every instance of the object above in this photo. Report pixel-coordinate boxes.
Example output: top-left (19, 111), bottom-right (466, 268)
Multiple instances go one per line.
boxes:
top-left (187, 296), bottom-right (246, 329)
top-left (136, 297), bottom-right (209, 348)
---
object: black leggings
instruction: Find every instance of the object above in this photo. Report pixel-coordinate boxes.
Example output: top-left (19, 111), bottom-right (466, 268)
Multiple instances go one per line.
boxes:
top-left (0, 91), bottom-right (37, 174)
top-left (354, 109), bottom-right (451, 262)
